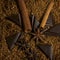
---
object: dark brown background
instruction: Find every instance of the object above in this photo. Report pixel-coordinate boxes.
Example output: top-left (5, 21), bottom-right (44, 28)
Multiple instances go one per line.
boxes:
top-left (0, 0), bottom-right (60, 60)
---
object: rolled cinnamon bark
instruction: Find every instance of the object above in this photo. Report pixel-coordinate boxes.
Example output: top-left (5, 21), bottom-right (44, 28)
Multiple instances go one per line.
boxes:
top-left (40, 1), bottom-right (54, 29)
top-left (17, 0), bottom-right (32, 32)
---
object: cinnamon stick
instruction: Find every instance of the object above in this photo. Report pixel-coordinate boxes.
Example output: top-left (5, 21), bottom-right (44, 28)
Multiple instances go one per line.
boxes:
top-left (40, 1), bottom-right (54, 29)
top-left (17, 0), bottom-right (32, 32)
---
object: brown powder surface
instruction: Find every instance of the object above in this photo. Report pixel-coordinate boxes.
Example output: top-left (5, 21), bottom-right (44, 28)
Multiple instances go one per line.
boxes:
top-left (0, 0), bottom-right (60, 60)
